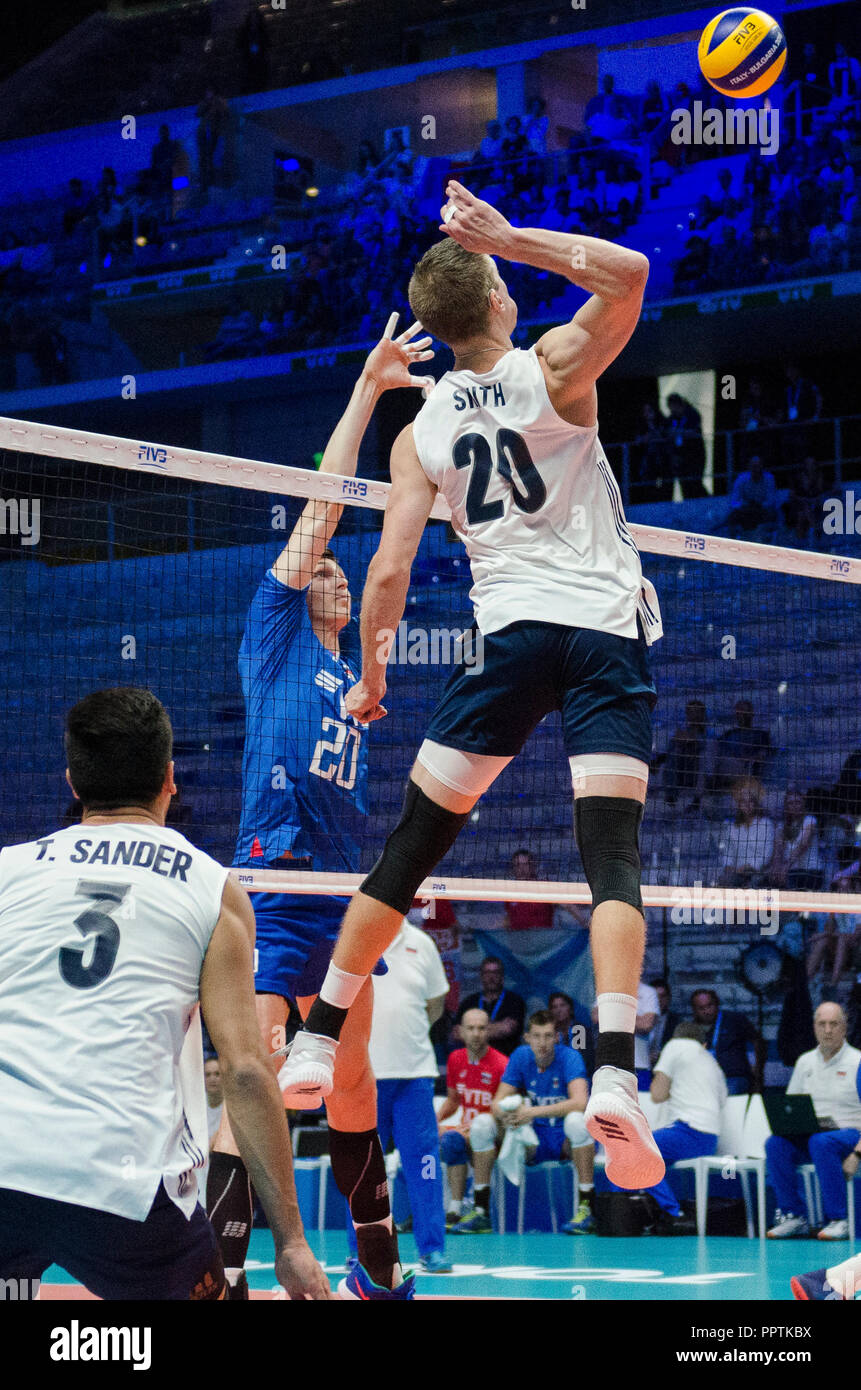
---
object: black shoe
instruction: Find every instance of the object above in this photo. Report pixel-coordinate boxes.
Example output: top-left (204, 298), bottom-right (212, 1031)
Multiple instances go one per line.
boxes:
top-left (395, 1215), bottom-right (413, 1235)
top-left (227, 1270), bottom-right (249, 1300)
top-left (652, 1211), bottom-right (698, 1236)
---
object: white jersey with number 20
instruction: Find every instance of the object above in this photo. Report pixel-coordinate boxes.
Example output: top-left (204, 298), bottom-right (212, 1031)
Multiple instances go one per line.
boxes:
top-left (412, 346), bottom-right (662, 643)
top-left (0, 822), bottom-right (228, 1221)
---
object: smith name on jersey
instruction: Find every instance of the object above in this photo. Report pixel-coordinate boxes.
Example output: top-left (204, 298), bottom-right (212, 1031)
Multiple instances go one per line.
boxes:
top-left (412, 346), bottom-right (662, 645)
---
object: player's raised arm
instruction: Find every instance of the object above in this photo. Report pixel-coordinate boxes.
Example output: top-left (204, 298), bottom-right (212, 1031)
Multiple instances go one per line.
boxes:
top-left (344, 424), bottom-right (437, 724)
top-left (272, 314), bottom-right (434, 589)
top-left (440, 178), bottom-right (648, 417)
top-left (199, 876), bottom-right (332, 1299)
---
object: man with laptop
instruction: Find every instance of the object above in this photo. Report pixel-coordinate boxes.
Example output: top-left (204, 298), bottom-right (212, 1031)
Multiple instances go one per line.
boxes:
top-left (765, 1002), bottom-right (861, 1240)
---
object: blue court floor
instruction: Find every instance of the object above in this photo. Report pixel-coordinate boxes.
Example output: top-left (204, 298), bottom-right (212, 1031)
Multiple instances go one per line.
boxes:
top-left (44, 1229), bottom-right (852, 1300)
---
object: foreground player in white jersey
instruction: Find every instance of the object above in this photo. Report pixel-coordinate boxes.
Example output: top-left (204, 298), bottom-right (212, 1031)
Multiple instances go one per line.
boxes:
top-left (0, 687), bottom-right (330, 1300)
top-left (281, 179), bottom-right (665, 1189)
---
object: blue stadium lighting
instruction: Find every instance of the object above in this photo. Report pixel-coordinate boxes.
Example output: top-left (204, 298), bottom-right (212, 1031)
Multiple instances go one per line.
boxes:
top-left (172, 175), bottom-right (190, 190)
top-left (78, 262), bottom-right (87, 274)
top-left (102, 253), bottom-right (111, 269)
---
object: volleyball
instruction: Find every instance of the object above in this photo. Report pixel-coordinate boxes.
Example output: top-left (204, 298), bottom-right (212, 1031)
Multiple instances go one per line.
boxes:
top-left (697, 8), bottom-right (787, 98)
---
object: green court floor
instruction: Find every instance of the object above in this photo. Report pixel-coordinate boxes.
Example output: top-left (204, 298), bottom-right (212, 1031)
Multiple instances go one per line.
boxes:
top-left (46, 1228), bottom-right (847, 1301)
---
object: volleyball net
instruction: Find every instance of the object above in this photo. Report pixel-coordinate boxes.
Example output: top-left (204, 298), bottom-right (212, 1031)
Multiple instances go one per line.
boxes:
top-left (2, 413), bottom-right (861, 926)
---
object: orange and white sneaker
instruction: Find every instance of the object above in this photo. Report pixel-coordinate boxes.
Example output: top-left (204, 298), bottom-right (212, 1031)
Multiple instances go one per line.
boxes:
top-left (585, 1066), bottom-right (665, 1189)
top-left (276, 1030), bottom-right (338, 1109)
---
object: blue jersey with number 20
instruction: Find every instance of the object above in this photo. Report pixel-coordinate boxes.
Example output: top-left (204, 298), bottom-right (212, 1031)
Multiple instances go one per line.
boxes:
top-left (234, 570), bottom-right (368, 872)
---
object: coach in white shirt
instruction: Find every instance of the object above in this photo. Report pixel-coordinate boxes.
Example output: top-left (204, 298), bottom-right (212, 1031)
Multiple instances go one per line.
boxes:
top-left (637, 1022), bottom-right (728, 1233)
top-left (766, 1002), bottom-right (861, 1240)
top-left (356, 919), bottom-right (451, 1274)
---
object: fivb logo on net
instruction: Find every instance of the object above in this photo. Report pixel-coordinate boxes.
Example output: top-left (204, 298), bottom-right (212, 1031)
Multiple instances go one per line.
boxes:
top-left (377, 622), bottom-right (485, 674)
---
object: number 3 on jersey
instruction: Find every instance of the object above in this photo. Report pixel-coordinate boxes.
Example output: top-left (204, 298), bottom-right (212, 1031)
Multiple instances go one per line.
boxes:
top-left (453, 427), bottom-right (546, 525)
top-left (310, 717), bottom-right (361, 790)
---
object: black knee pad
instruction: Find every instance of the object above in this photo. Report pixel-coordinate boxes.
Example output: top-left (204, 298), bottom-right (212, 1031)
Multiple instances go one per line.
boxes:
top-left (574, 796), bottom-right (644, 913)
top-left (360, 779), bottom-right (469, 915)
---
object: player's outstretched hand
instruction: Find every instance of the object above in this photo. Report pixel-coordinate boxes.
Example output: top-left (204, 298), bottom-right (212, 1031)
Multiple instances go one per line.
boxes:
top-left (363, 312), bottom-right (435, 393)
top-left (345, 679), bottom-right (387, 724)
top-left (439, 179), bottom-right (514, 256)
top-left (275, 1238), bottom-right (334, 1300)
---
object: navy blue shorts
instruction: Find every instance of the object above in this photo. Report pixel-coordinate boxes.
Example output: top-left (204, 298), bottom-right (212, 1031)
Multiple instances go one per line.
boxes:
top-left (424, 619), bottom-right (656, 761)
top-left (527, 1126), bottom-right (568, 1165)
top-left (0, 1182), bottom-right (224, 1300)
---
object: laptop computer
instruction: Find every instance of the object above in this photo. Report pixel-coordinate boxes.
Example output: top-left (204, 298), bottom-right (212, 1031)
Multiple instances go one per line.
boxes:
top-left (762, 1092), bottom-right (823, 1137)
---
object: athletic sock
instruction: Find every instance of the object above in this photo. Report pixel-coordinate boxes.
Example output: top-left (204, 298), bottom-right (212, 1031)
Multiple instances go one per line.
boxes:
top-left (595, 992), bottom-right (637, 1073)
top-left (302, 964), bottom-right (367, 1042)
top-left (206, 1152), bottom-right (253, 1273)
top-left (329, 1126), bottom-right (401, 1289)
top-left (473, 1185), bottom-right (490, 1215)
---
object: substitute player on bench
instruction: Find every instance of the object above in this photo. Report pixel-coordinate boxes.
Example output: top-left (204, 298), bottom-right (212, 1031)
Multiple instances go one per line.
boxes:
top-left (280, 179), bottom-right (666, 1190)
top-left (206, 316), bottom-right (434, 1301)
top-left (0, 688), bottom-right (330, 1300)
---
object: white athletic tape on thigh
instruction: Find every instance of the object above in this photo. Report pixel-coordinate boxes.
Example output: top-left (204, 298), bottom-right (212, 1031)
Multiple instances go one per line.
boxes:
top-left (417, 740), bottom-right (511, 797)
top-left (569, 753), bottom-right (649, 786)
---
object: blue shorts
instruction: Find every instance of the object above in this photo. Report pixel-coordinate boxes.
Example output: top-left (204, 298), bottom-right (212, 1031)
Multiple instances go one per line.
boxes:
top-left (251, 889), bottom-right (350, 1000)
top-left (425, 619), bottom-right (656, 761)
top-left (527, 1125), bottom-right (568, 1165)
top-left (0, 1182), bottom-right (224, 1300)
top-left (439, 1130), bottom-right (470, 1165)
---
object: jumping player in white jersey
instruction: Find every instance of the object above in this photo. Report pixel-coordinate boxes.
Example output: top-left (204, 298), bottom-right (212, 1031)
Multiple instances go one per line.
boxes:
top-left (280, 179), bottom-right (666, 1189)
top-left (0, 687), bottom-right (330, 1300)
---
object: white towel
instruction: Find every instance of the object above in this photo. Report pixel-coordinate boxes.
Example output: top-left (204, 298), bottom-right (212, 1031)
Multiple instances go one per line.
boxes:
top-left (497, 1099), bottom-right (537, 1186)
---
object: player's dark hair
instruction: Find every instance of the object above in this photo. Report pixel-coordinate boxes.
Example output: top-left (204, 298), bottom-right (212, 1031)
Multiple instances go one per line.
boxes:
top-left (673, 1021), bottom-right (708, 1044)
top-left (320, 547), bottom-right (336, 563)
top-left (690, 987), bottom-right (719, 1007)
top-left (65, 687), bottom-right (172, 810)
top-left (408, 239), bottom-right (496, 346)
top-left (548, 991), bottom-right (574, 1012)
top-left (528, 1009), bottom-right (554, 1030)
top-left (481, 955), bottom-right (503, 970)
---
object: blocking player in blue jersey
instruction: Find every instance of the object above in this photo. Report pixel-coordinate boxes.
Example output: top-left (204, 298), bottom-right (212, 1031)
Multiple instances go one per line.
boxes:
top-left (206, 314), bottom-right (434, 1301)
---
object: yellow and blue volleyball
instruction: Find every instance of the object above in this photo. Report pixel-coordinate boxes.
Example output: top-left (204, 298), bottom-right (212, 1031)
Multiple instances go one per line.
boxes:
top-left (698, 8), bottom-right (787, 97)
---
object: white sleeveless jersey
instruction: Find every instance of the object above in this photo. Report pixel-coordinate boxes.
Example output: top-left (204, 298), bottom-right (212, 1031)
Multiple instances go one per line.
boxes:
top-left (412, 347), bottom-right (662, 643)
top-left (0, 823), bottom-right (228, 1220)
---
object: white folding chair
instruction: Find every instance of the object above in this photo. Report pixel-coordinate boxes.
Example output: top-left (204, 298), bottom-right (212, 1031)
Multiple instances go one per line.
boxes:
top-left (695, 1094), bottom-right (766, 1238)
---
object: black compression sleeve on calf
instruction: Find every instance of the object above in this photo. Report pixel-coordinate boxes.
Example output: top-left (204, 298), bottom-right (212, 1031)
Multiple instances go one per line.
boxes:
top-left (328, 1127), bottom-right (391, 1224)
top-left (206, 1151), bottom-right (253, 1271)
top-left (329, 1127), bottom-right (401, 1286)
top-left (360, 779), bottom-right (470, 915)
top-left (574, 796), bottom-right (644, 913)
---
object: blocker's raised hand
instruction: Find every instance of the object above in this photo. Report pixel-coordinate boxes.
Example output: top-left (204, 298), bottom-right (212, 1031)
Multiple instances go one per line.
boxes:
top-left (363, 312), bottom-right (435, 392)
